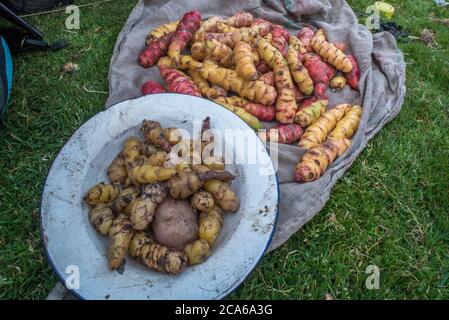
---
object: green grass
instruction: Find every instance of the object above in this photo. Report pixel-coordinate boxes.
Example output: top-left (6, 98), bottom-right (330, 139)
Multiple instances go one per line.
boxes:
top-left (0, 0), bottom-right (448, 299)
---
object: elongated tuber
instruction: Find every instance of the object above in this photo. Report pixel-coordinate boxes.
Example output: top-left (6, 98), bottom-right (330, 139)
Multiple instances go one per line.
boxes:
top-left (253, 36), bottom-right (297, 123)
top-left (303, 53), bottom-right (336, 86)
top-left (198, 28), bottom-right (259, 48)
top-left (84, 183), bottom-right (119, 206)
top-left (310, 29), bottom-right (353, 72)
top-left (215, 96), bottom-right (275, 122)
top-left (263, 124), bottom-right (303, 144)
top-left (159, 66), bottom-right (202, 97)
top-left (329, 105), bottom-right (362, 139)
top-left (271, 25), bottom-right (289, 57)
top-left (141, 80), bottom-right (166, 95)
top-left (234, 41), bottom-right (259, 81)
top-left (243, 102), bottom-right (276, 122)
top-left (168, 10), bottom-right (202, 65)
top-left (214, 100), bottom-right (263, 129)
top-left (273, 62), bottom-right (297, 124)
top-left (142, 241), bottom-right (187, 274)
top-left (89, 204), bottom-right (114, 235)
top-left (139, 32), bottom-right (174, 68)
top-left (130, 232), bottom-right (187, 274)
top-left (148, 20), bottom-right (179, 41)
top-left (287, 46), bottom-right (314, 96)
top-left (187, 69), bottom-right (228, 98)
top-left (298, 103), bottom-right (351, 149)
top-left (344, 55), bottom-right (360, 90)
top-left (108, 214), bottom-right (134, 270)
top-left (294, 137), bottom-right (351, 182)
top-left (215, 96), bottom-right (247, 108)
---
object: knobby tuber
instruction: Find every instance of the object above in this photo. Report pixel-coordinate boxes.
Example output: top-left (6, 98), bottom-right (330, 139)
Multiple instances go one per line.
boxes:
top-left (330, 76), bottom-right (346, 90)
top-left (84, 183), bottom-right (119, 206)
top-left (329, 105), bottom-right (362, 139)
top-left (108, 214), bottom-right (134, 270)
top-left (130, 232), bottom-right (187, 274)
top-left (310, 29), bottom-right (353, 72)
top-left (184, 239), bottom-right (211, 265)
top-left (89, 204), bottom-right (114, 235)
top-left (159, 66), bottom-right (202, 97)
top-left (168, 10), bottom-right (202, 65)
top-left (198, 206), bottom-right (223, 245)
top-left (298, 103), bottom-right (351, 149)
top-left (139, 32), bottom-right (174, 68)
top-left (287, 46), bottom-right (314, 96)
top-left (234, 41), bottom-right (259, 81)
top-left (294, 137), bottom-right (351, 182)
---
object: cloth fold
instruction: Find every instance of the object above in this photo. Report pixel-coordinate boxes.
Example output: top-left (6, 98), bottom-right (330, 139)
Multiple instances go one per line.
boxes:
top-left (105, 0), bottom-right (406, 251)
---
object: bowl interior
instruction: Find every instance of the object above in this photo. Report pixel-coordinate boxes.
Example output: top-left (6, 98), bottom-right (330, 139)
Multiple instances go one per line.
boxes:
top-left (41, 94), bottom-right (278, 300)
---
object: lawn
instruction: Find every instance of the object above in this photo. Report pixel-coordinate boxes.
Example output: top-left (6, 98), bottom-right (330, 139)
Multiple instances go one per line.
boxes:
top-left (0, 0), bottom-right (448, 300)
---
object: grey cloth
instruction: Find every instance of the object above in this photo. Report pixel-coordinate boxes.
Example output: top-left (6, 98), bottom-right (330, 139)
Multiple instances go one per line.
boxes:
top-left (105, 0), bottom-right (406, 251)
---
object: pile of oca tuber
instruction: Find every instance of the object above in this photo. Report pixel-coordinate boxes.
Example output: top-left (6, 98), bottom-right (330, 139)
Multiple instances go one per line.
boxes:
top-left (138, 11), bottom-right (362, 183)
top-left (84, 117), bottom-right (240, 274)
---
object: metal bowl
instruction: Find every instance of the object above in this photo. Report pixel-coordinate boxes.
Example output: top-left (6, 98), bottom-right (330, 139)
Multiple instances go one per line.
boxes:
top-left (40, 93), bottom-right (279, 300)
